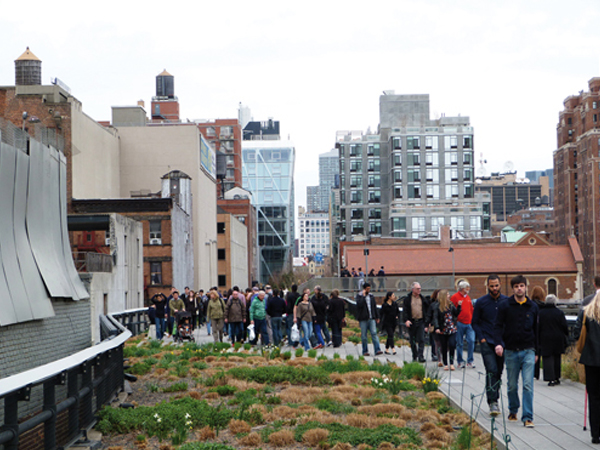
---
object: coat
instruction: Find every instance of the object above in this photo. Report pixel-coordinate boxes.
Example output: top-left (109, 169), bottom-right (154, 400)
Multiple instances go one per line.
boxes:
top-left (225, 296), bottom-right (246, 322)
top-left (381, 301), bottom-right (400, 328)
top-left (355, 292), bottom-right (379, 321)
top-left (206, 298), bottom-right (226, 320)
top-left (538, 304), bottom-right (568, 356)
top-left (575, 311), bottom-right (600, 367)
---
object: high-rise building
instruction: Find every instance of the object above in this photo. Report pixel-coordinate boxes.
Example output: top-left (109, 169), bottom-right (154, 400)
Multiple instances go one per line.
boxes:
top-left (554, 77), bottom-right (600, 293)
top-left (306, 148), bottom-right (340, 213)
top-left (337, 93), bottom-right (490, 241)
top-left (298, 210), bottom-right (330, 260)
top-left (242, 121), bottom-right (295, 283)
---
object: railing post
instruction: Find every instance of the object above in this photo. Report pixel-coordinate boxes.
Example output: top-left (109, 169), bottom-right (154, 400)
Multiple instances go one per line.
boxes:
top-left (3, 392), bottom-right (19, 450)
top-left (67, 368), bottom-right (79, 440)
top-left (43, 378), bottom-right (57, 450)
top-left (80, 362), bottom-right (93, 430)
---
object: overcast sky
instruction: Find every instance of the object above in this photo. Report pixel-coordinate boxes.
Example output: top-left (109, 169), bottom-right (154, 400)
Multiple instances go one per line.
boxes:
top-left (2, 0), bottom-right (599, 211)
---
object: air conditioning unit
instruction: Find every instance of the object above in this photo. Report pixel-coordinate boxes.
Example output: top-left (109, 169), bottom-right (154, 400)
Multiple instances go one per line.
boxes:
top-left (105, 237), bottom-right (110, 246)
top-left (150, 238), bottom-right (162, 245)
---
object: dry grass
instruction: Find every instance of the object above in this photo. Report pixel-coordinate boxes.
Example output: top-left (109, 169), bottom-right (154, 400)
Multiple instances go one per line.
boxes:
top-left (415, 409), bottom-right (441, 423)
top-left (301, 410), bottom-right (338, 425)
top-left (267, 405), bottom-right (301, 420)
top-left (228, 419), bottom-right (251, 434)
top-left (188, 390), bottom-right (203, 400)
top-left (238, 431), bottom-right (261, 447)
top-left (226, 378), bottom-right (264, 391)
top-left (268, 429), bottom-right (296, 447)
top-left (340, 371), bottom-right (380, 385)
top-left (331, 443), bottom-right (352, 450)
top-left (211, 361), bottom-right (240, 369)
top-left (357, 403), bottom-right (405, 416)
top-left (247, 356), bottom-right (267, 365)
top-left (279, 386), bottom-right (326, 404)
top-left (302, 428), bottom-right (330, 446)
top-left (426, 391), bottom-right (446, 401)
top-left (377, 443), bottom-right (395, 450)
top-left (329, 373), bottom-right (345, 385)
top-left (204, 392), bottom-right (219, 400)
top-left (197, 426), bottom-right (215, 441)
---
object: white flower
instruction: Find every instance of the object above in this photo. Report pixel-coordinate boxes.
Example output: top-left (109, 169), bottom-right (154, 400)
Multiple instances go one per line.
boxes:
top-left (185, 413), bottom-right (191, 419)
top-left (157, 418), bottom-right (161, 423)
top-left (154, 413), bottom-right (160, 419)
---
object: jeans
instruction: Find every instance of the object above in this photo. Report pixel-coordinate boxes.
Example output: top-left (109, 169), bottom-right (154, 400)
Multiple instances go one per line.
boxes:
top-left (456, 322), bottom-right (475, 365)
top-left (229, 322), bottom-right (243, 344)
top-left (155, 317), bottom-right (165, 340)
top-left (359, 319), bottom-right (381, 355)
top-left (206, 320), bottom-right (212, 335)
top-left (407, 319), bottom-right (425, 360)
top-left (505, 349), bottom-right (535, 421)
top-left (301, 320), bottom-right (313, 350)
top-left (322, 321), bottom-right (331, 343)
top-left (314, 323), bottom-right (326, 346)
top-left (271, 317), bottom-right (283, 345)
top-left (480, 342), bottom-right (504, 404)
top-left (253, 318), bottom-right (269, 346)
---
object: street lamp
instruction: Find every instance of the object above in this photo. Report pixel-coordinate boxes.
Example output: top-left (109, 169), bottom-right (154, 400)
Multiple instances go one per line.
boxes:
top-left (448, 247), bottom-right (455, 289)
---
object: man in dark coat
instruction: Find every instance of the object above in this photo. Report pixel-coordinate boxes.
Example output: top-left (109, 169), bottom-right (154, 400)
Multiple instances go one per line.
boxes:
top-left (355, 283), bottom-right (382, 356)
top-left (403, 282), bottom-right (430, 363)
top-left (538, 294), bottom-right (568, 385)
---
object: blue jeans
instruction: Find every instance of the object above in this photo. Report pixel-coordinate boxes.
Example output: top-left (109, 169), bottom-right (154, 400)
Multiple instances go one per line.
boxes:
top-left (314, 323), bottom-right (326, 346)
top-left (505, 349), bottom-right (535, 422)
top-left (271, 317), bottom-right (283, 345)
top-left (206, 320), bottom-right (212, 335)
top-left (456, 322), bottom-right (475, 365)
top-left (359, 319), bottom-right (381, 355)
top-left (155, 317), bottom-right (165, 340)
top-left (480, 342), bottom-right (504, 404)
top-left (229, 322), bottom-right (243, 344)
top-left (253, 318), bottom-right (269, 346)
top-left (301, 321), bottom-right (313, 350)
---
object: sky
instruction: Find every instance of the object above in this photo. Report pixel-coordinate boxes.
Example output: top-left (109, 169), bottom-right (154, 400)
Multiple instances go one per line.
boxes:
top-left (2, 0), bottom-right (600, 212)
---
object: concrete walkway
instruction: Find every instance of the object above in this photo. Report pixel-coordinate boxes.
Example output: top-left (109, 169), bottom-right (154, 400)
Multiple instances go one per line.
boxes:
top-left (159, 327), bottom-right (596, 449)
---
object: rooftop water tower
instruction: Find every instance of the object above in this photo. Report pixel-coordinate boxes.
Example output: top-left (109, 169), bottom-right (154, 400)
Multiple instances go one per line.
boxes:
top-left (156, 69), bottom-right (174, 98)
top-left (15, 47), bottom-right (41, 85)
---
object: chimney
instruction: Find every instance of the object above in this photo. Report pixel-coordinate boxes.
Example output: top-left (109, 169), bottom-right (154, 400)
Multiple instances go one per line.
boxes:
top-left (440, 225), bottom-right (451, 249)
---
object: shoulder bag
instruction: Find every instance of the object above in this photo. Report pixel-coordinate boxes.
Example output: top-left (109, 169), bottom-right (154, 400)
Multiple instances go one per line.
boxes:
top-left (576, 318), bottom-right (587, 354)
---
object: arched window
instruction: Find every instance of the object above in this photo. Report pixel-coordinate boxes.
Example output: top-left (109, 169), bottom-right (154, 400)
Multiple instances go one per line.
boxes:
top-left (547, 278), bottom-right (558, 296)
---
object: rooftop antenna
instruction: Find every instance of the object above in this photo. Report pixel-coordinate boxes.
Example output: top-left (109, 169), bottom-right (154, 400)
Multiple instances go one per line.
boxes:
top-left (476, 152), bottom-right (487, 178)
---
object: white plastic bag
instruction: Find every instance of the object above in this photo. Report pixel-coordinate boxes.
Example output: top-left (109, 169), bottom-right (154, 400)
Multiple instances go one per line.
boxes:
top-left (290, 324), bottom-right (300, 342)
top-left (248, 324), bottom-right (256, 341)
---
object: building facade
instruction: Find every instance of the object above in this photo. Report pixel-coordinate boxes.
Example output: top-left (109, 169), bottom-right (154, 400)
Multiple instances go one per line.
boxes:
top-left (298, 210), bottom-right (330, 260)
top-left (554, 77), bottom-right (600, 293)
top-left (242, 139), bottom-right (295, 284)
top-left (337, 93), bottom-right (490, 241)
top-left (306, 148), bottom-right (340, 213)
top-left (217, 211), bottom-right (249, 290)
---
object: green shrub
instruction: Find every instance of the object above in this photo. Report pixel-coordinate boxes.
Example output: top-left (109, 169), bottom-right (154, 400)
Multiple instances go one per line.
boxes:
top-left (333, 353), bottom-right (340, 359)
top-left (192, 361), bottom-right (209, 370)
top-left (307, 349), bottom-right (317, 358)
top-left (294, 422), bottom-right (421, 447)
top-left (129, 362), bottom-right (153, 376)
top-left (282, 351), bottom-right (292, 360)
top-left (209, 385), bottom-right (237, 396)
top-left (314, 397), bottom-right (355, 414)
top-left (401, 361), bottom-right (425, 380)
top-left (163, 382), bottom-right (188, 393)
top-left (295, 348), bottom-right (304, 357)
top-left (243, 343), bottom-right (252, 351)
top-left (346, 355), bottom-right (354, 361)
top-left (227, 365), bottom-right (331, 385)
top-left (348, 335), bottom-right (361, 344)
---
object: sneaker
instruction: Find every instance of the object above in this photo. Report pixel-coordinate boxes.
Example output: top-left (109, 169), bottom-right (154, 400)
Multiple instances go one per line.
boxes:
top-left (363, 352), bottom-right (370, 356)
top-left (467, 363), bottom-right (476, 369)
top-left (458, 362), bottom-right (466, 369)
top-left (438, 362), bottom-right (443, 367)
top-left (326, 341), bottom-right (332, 347)
top-left (314, 344), bottom-right (324, 349)
top-left (524, 420), bottom-right (534, 428)
top-left (418, 358), bottom-right (426, 363)
top-left (508, 413), bottom-right (518, 422)
top-left (489, 403), bottom-right (500, 416)
top-left (375, 351), bottom-right (383, 356)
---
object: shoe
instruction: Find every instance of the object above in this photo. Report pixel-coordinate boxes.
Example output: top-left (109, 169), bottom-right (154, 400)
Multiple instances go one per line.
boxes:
top-left (489, 403), bottom-right (500, 416)
top-left (438, 362), bottom-right (443, 367)
top-left (418, 358), bottom-right (426, 363)
top-left (524, 420), bottom-right (534, 428)
top-left (548, 381), bottom-right (556, 386)
top-left (467, 363), bottom-right (476, 369)
top-left (376, 351), bottom-right (383, 356)
top-left (385, 350), bottom-right (391, 355)
top-left (444, 366), bottom-right (449, 371)
top-left (326, 341), bottom-right (332, 347)
top-left (450, 365), bottom-right (455, 371)
top-left (555, 379), bottom-right (561, 385)
top-left (392, 351), bottom-right (397, 355)
top-left (458, 362), bottom-right (466, 369)
top-left (363, 352), bottom-right (370, 356)
top-left (432, 355), bottom-right (438, 361)
top-left (592, 437), bottom-right (600, 444)
top-left (315, 344), bottom-right (323, 349)
top-left (508, 413), bottom-right (518, 422)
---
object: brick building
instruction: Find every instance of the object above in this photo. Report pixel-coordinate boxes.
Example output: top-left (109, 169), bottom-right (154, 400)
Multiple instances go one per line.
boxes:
top-left (554, 77), bottom-right (600, 294)
top-left (507, 207), bottom-right (554, 244)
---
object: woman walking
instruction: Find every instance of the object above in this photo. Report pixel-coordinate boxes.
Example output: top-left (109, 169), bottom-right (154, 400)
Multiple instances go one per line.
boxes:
top-left (328, 289), bottom-right (346, 348)
top-left (381, 291), bottom-right (400, 354)
top-left (574, 292), bottom-right (600, 444)
top-left (206, 291), bottom-right (226, 343)
top-left (427, 289), bottom-right (442, 365)
top-left (432, 289), bottom-right (461, 371)
top-left (294, 292), bottom-right (316, 351)
top-left (538, 294), bottom-right (568, 386)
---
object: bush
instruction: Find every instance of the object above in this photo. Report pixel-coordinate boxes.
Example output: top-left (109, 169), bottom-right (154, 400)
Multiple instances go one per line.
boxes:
top-left (228, 365), bottom-right (331, 385)
top-left (163, 382), bottom-right (188, 393)
top-left (307, 349), bottom-right (317, 358)
top-left (295, 348), bottom-right (304, 357)
top-left (294, 422), bottom-right (422, 447)
top-left (209, 385), bottom-right (237, 396)
top-left (282, 351), bottom-right (292, 360)
top-left (401, 361), bottom-right (425, 380)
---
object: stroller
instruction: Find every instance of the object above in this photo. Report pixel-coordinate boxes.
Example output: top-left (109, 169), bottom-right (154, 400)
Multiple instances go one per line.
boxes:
top-left (174, 310), bottom-right (195, 343)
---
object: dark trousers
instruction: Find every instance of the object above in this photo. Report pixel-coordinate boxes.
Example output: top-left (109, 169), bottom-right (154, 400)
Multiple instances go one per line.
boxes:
top-left (384, 323), bottom-right (396, 349)
top-left (271, 317), bottom-right (283, 345)
top-left (481, 342), bottom-right (504, 405)
top-left (252, 318), bottom-right (269, 346)
top-left (543, 353), bottom-right (562, 382)
top-left (586, 365), bottom-right (600, 441)
top-left (408, 319), bottom-right (425, 360)
top-left (330, 319), bottom-right (343, 347)
top-left (439, 333), bottom-right (457, 366)
top-left (229, 322), bottom-right (243, 344)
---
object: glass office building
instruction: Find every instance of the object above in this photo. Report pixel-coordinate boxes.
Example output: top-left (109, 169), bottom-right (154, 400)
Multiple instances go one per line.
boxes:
top-left (242, 140), bottom-right (295, 283)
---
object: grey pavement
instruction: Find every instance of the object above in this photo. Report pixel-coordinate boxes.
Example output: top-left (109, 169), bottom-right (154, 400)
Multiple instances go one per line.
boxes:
top-left (156, 327), bottom-right (596, 449)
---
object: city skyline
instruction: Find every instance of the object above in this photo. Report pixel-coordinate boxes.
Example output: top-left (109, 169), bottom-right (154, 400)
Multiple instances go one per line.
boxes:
top-left (2, 1), bottom-right (600, 213)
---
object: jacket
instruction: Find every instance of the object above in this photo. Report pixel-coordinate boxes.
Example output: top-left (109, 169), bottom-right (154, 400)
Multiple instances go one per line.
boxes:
top-left (169, 298), bottom-right (185, 316)
top-left (151, 294), bottom-right (167, 316)
top-left (538, 303), bottom-right (568, 356)
top-left (355, 292), bottom-right (379, 321)
top-left (295, 301), bottom-right (316, 323)
top-left (249, 297), bottom-right (266, 321)
top-left (206, 298), bottom-right (226, 320)
top-left (402, 294), bottom-right (429, 323)
top-left (493, 296), bottom-right (539, 351)
top-left (381, 301), bottom-right (400, 328)
top-left (575, 311), bottom-right (600, 367)
top-left (310, 294), bottom-right (329, 324)
top-left (432, 303), bottom-right (461, 333)
top-left (225, 295), bottom-right (246, 322)
top-left (285, 291), bottom-right (300, 315)
top-left (328, 295), bottom-right (345, 322)
top-left (472, 293), bottom-right (509, 346)
top-left (267, 295), bottom-right (286, 318)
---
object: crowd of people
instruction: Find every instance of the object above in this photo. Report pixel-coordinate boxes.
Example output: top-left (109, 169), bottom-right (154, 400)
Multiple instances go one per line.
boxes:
top-left (144, 274), bottom-right (600, 443)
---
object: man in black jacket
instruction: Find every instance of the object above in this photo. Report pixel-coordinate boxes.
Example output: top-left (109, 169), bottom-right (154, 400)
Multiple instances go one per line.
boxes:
top-left (403, 282), bottom-right (429, 363)
top-left (494, 275), bottom-right (539, 428)
top-left (355, 283), bottom-right (383, 356)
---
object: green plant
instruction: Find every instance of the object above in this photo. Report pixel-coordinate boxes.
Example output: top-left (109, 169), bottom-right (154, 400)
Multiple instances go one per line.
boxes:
top-left (314, 397), bottom-right (355, 415)
top-left (203, 370), bottom-right (226, 387)
top-left (346, 355), bottom-right (354, 361)
top-left (456, 425), bottom-right (472, 449)
top-left (421, 376), bottom-right (440, 393)
top-left (234, 342), bottom-right (242, 351)
top-left (209, 385), bottom-right (237, 396)
top-left (162, 381), bottom-right (188, 393)
top-left (147, 383), bottom-right (160, 393)
top-left (192, 361), bottom-right (209, 370)
top-left (149, 339), bottom-right (162, 349)
top-left (293, 422), bottom-right (421, 447)
top-left (333, 353), bottom-right (340, 359)
top-left (243, 343), bottom-right (252, 351)
top-left (400, 395), bottom-right (419, 409)
top-left (295, 348), bottom-right (304, 357)
top-left (136, 434), bottom-right (146, 441)
top-left (317, 355), bottom-right (328, 361)
top-left (270, 347), bottom-right (281, 359)
top-left (370, 375), bottom-right (416, 394)
top-left (282, 351), bottom-right (292, 360)
top-left (348, 335), bottom-right (361, 344)
top-left (401, 361), bottom-right (425, 380)
top-left (130, 362), bottom-right (153, 376)
top-left (227, 365), bottom-right (332, 385)
top-left (307, 349), bottom-right (317, 358)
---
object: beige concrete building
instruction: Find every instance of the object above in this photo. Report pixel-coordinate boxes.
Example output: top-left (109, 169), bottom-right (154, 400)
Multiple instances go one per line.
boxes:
top-left (217, 211), bottom-right (249, 289)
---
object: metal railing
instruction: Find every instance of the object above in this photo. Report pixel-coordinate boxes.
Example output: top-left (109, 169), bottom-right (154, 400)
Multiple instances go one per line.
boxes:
top-left (0, 308), bottom-right (150, 450)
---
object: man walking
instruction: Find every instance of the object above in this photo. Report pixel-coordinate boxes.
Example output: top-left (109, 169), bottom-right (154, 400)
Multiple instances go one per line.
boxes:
top-left (250, 290), bottom-right (270, 347)
top-left (403, 282), bottom-right (429, 362)
top-left (472, 274), bottom-right (508, 416)
top-left (452, 281), bottom-right (476, 368)
top-left (494, 275), bottom-right (539, 428)
top-left (355, 283), bottom-right (383, 356)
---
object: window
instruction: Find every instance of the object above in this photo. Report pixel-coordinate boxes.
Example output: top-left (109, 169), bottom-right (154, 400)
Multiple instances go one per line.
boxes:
top-left (408, 185), bottom-right (421, 199)
top-left (350, 175), bottom-right (362, 188)
top-left (206, 126), bottom-right (216, 136)
top-left (351, 209), bottom-right (363, 219)
top-left (351, 222), bottom-right (364, 235)
top-left (470, 216), bottom-right (481, 230)
top-left (369, 221), bottom-right (382, 235)
top-left (350, 144), bottom-right (362, 156)
top-left (150, 262), bottom-right (162, 285)
top-left (464, 184), bottom-right (473, 198)
top-left (408, 169), bottom-right (420, 182)
top-left (351, 190), bottom-right (362, 203)
top-left (220, 126), bottom-right (233, 137)
top-left (394, 170), bottom-right (402, 183)
top-left (431, 216), bottom-right (444, 230)
top-left (218, 248), bottom-right (226, 260)
top-left (445, 152), bottom-right (458, 166)
top-left (407, 152), bottom-right (420, 166)
top-left (444, 136), bottom-right (458, 149)
top-left (425, 136), bottom-right (438, 150)
top-left (426, 152), bottom-right (439, 166)
top-left (367, 144), bottom-right (380, 156)
top-left (394, 186), bottom-right (403, 199)
top-left (367, 159), bottom-right (380, 172)
top-left (426, 169), bottom-right (439, 183)
top-left (426, 185), bottom-right (440, 199)
top-left (340, 159), bottom-right (345, 171)
top-left (451, 216), bottom-right (464, 230)
top-left (338, 144), bottom-right (345, 157)
top-left (217, 222), bottom-right (226, 234)
top-left (350, 160), bottom-right (362, 172)
top-left (369, 208), bottom-right (382, 219)
top-left (392, 137), bottom-right (402, 149)
top-left (368, 175), bottom-right (381, 187)
top-left (412, 217), bottom-right (426, 238)
top-left (407, 136), bottom-right (420, 149)
top-left (368, 190), bottom-right (381, 203)
top-left (392, 217), bottom-right (406, 233)
top-left (218, 275), bottom-right (227, 287)
top-left (547, 278), bottom-right (558, 295)
top-left (445, 168), bottom-right (458, 181)
top-left (394, 153), bottom-right (402, 166)
top-left (463, 135), bottom-right (473, 148)
top-left (149, 220), bottom-right (162, 244)
top-left (464, 168), bottom-right (473, 181)
top-left (464, 152), bottom-right (473, 165)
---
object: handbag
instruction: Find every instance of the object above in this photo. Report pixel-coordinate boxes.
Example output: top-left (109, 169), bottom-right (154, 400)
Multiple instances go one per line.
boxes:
top-left (247, 324), bottom-right (256, 341)
top-left (576, 319), bottom-right (587, 353)
top-left (290, 324), bottom-right (300, 342)
top-left (341, 318), bottom-right (347, 328)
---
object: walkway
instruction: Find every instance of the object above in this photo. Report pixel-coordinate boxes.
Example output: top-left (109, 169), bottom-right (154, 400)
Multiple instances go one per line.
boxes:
top-left (162, 328), bottom-right (595, 449)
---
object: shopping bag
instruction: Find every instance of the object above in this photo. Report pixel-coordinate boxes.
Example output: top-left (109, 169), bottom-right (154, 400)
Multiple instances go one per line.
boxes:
top-left (248, 324), bottom-right (256, 341)
top-left (290, 324), bottom-right (300, 342)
